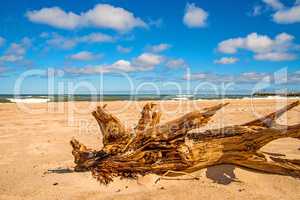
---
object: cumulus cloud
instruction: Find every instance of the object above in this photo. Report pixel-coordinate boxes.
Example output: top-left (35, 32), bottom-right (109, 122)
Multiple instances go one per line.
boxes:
top-left (214, 57), bottom-right (239, 64)
top-left (257, 0), bottom-right (300, 24)
top-left (64, 66), bottom-right (109, 75)
top-left (166, 58), bottom-right (187, 68)
top-left (26, 4), bottom-right (147, 32)
top-left (217, 32), bottom-right (298, 61)
top-left (254, 52), bottom-right (296, 61)
top-left (69, 51), bottom-right (102, 61)
top-left (117, 45), bottom-right (132, 53)
top-left (263, 0), bottom-right (284, 10)
top-left (184, 70), bottom-right (300, 84)
top-left (0, 37), bottom-right (31, 62)
top-left (184, 72), bottom-right (211, 81)
top-left (64, 52), bottom-right (164, 75)
top-left (64, 60), bottom-right (138, 75)
top-left (46, 33), bottom-right (77, 49)
top-left (218, 33), bottom-right (273, 54)
top-left (45, 32), bottom-right (114, 50)
top-left (217, 37), bottom-right (244, 54)
top-left (146, 43), bottom-right (171, 53)
top-left (273, 5), bottom-right (300, 24)
top-left (78, 33), bottom-right (114, 43)
top-left (64, 60), bottom-right (137, 75)
top-left (109, 60), bottom-right (136, 72)
top-left (26, 7), bottom-right (80, 29)
top-left (133, 53), bottom-right (164, 70)
top-left (183, 3), bottom-right (208, 28)
top-left (184, 71), bottom-right (270, 83)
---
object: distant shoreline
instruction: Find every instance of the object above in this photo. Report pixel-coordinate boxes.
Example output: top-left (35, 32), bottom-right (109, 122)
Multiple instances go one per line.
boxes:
top-left (253, 92), bottom-right (300, 97)
top-left (1, 94), bottom-right (300, 103)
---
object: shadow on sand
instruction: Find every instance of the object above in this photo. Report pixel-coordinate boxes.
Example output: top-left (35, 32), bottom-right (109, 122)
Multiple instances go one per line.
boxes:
top-left (46, 167), bottom-right (74, 174)
top-left (206, 164), bottom-right (240, 185)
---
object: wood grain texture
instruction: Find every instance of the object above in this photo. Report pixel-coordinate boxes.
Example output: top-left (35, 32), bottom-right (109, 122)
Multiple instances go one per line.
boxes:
top-left (71, 101), bottom-right (300, 184)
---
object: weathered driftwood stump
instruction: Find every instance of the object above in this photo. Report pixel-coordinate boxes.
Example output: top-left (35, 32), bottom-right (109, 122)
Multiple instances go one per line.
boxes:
top-left (70, 101), bottom-right (300, 184)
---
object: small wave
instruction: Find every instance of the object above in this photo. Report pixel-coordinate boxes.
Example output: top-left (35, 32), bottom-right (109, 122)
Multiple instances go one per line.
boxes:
top-left (176, 94), bottom-right (194, 98)
top-left (171, 97), bottom-right (190, 101)
top-left (242, 96), bottom-right (300, 100)
top-left (171, 94), bottom-right (194, 101)
top-left (7, 98), bottom-right (51, 103)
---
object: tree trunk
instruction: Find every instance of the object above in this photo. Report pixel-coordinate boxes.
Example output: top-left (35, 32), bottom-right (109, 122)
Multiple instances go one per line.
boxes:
top-left (70, 101), bottom-right (300, 184)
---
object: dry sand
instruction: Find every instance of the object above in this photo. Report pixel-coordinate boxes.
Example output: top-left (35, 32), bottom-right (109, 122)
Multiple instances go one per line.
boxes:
top-left (0, 99), bottom-right (300, 200)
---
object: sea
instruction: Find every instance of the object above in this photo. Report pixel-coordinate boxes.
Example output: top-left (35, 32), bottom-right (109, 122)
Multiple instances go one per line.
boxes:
top-left (1, 93), bottom-right (299, 103)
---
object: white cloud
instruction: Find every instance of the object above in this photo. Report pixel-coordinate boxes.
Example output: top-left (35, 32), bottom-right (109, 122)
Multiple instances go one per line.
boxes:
top-left (64, 52), bottom-right (164, 75)
top-left (117, 45), bottom-right (132, 53)
top-left (258, 0), bottom-right (300, 24)
top-left (26, 7), bottom-right (80, 29)
top-left (275, 32), bottom-right (294, 43)
top-left (262, 0), bottom-right (284, 10)
top-left (26, 4), bottom-right (147, 32)
top-left (83, 4), bottom-right (147, 32)
top-left (133, 53), bottom-right (164, 70)
top-left (184, 72), bottom-right (210, 81)
top-left (184, 71), bottom-right (269, 83)
top-left (218, 33), bottom-right (273, 54)
top-left (78, 33), bottom-right (114, 43)
top-left (65, 59), bottom-right (137, 75)
top-left (244, 33), bottom-right (273, 53)
top-left (46, 33), bottom-right (77, 49)
top-left (239, 72), bottom-right (270, 82)
top-left (64, 61), bottom-right (133, 75)
top-left (217, 32), bottom-right (298, 61)
top-left (146, 43), bottom-right (171, 53)
top-left (214, 57), bottom-right (239, 64)
top-left (254, 52), bottom-right (296, 61)
top-left (110, 60), bottom-right (136, 72)
top-left (0, 37), bottom-right (31, 62)
top-left (69, 51), bottom-right (102, 61)
top-left (46, 32), bottom-right (114, 50)
top-left (64, 66), bottom-right (109, 75)
top-left (217, 38), bottom-right (244, 54)
top-left (0, 36), bottom-right (5, 46)
top-left (273, 5), bottom-right (300, 24)
top-left (166, 58), bottom-right (187, 68)
top-left (183, 3), bottom-right (208, 28)
top-left (185, 70), bottom-right (300, 84)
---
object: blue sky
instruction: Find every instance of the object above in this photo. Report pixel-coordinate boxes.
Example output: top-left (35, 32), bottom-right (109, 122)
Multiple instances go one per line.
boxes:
top-left (0, 0), bottom-right (300, 94)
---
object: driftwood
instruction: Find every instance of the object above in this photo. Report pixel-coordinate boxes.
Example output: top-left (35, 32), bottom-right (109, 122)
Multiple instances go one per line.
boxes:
top-left (70, 101), bottom-right (300, 184)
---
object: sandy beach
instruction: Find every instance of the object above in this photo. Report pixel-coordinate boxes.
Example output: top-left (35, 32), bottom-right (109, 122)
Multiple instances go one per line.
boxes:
top-left (0, 99), bottom-right (300, 200)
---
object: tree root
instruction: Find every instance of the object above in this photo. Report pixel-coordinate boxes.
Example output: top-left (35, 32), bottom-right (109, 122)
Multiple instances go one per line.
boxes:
top-left (70, 101), bottom-right (300, 184)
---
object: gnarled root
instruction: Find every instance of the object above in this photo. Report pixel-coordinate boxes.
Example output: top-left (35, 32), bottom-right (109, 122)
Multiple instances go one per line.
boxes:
top-left (71, 101), bottom-right (300, 184)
